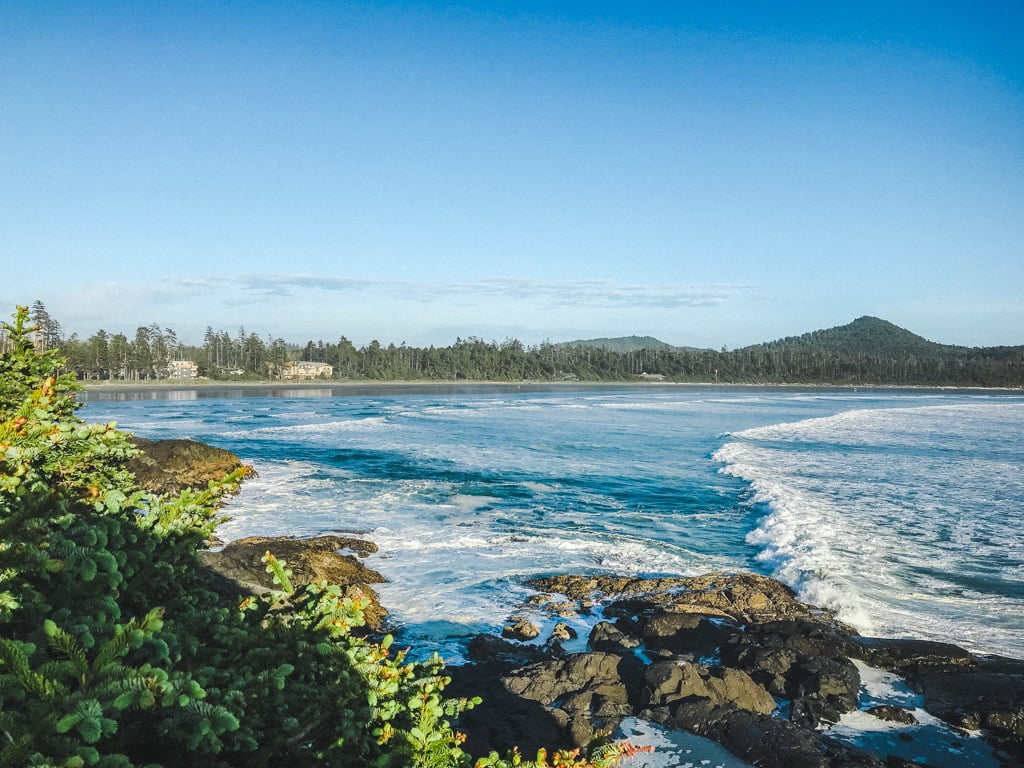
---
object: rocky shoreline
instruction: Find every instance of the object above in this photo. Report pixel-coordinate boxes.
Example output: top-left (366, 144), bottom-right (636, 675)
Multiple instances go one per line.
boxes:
top-left (450, 573), bottom-right (1024, 768)
top-left (134, 438), bottom-right (1024, 768)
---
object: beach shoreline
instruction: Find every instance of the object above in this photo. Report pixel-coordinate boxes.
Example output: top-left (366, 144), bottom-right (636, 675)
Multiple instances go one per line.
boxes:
top-left (78, 378), bottom-right (1022, 397)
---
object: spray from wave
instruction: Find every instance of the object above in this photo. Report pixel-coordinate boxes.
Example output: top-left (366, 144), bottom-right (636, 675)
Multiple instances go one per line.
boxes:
top-left (715, 403), bottom-right (1024, 656)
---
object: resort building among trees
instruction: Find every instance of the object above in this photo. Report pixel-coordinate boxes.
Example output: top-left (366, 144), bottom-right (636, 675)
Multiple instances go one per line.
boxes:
top-left (281, 361), bottom-right (334, 379)
top-left (166, 360), bottom-right (199, 379)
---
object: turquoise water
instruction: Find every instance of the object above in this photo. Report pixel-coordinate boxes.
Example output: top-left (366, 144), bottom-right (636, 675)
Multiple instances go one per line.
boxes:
top-left (80, 386), bottom-right (1024, 660)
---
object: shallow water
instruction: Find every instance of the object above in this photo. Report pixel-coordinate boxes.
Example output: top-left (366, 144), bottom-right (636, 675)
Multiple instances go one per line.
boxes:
top-left (80, 385), bottom-right (1024, 660)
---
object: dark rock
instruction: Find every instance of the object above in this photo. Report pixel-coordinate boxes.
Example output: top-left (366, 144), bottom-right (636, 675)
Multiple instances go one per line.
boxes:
top-left (788, 657), bottom-right (861, 727)
top-left (642, 660), bottom-right (714, 707)
top-left (467, 634), bottom-right (550, 666)
top-left (866, 705), bottom-right (918, 725)
top-left (974, 655), bottom-right (1024, 675)
top-left (639, 611), bottom-right (737, 657)
top-left (502, 618), bottom-right (541, 641)
top-left (915, 669), bottom-right (1024, 737)
top-left (551, 622), bottom-right (577, 642)
top-left (722, 619), bottom-right (861, 727)
top-left (852, 637), bottom-right (973, 673)
top-left (588, 621), bottom-right (640, 653)
top-left (730, 619), bottom-right (861, 662)
top-left (641, 659), bottom-right (776, 715)
top-left (674, 704), bottom-right (886, 768)
top-left (480, 572), bottom-right (1024, 765)
top-left (128, 437), bottom-right (251, 494)
top-left (528, 572), bottom-right (843, 625)
top-left (499, 652), bottom-right (641, 747)
top-left (447, 662), bottom-right (571, 756)
top-left (503, 652), bottom-right (625, 704)
top-left (198, 535), bottom-right (386, 629)
top-left (729, 644), bottom-right (799, 696)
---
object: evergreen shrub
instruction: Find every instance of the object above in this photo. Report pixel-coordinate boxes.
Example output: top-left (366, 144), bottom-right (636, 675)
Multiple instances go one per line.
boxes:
top-left (0, 307), bottom-right (632, 768)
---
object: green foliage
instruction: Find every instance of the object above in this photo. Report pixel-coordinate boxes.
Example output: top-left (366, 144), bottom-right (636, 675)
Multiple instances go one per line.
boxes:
top-left (0, 306), bottom-right (619, 768)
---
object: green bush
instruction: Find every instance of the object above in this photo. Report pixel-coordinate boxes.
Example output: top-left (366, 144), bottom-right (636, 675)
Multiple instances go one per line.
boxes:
top-left (0, 307), bottom-right (631, 768)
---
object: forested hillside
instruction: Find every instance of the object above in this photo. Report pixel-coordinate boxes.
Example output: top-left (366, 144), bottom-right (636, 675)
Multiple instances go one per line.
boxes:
top-left (9, 303), bottom-right (1023, 387)
top-left (556, 336), bottom-right (679, 353)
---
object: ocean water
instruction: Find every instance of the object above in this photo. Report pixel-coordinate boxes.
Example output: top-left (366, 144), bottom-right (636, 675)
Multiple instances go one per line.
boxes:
top-left (79, 386), bottom-right (1024, 661)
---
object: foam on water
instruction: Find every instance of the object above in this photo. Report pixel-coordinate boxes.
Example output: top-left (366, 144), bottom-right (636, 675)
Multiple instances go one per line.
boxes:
top-left (715, 403), bottom-right (1024, 656)
top-left (822, 660), bottom-right (1001, 768)
top-left (82, 388), bottom-right (1024, 664)
top-left (613, 718), bottom-right (755, 768)
top-left (220, 416), bottom-right (391, 439)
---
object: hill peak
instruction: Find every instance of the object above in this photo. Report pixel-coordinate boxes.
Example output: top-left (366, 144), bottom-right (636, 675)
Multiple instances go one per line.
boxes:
top-left (557, 335), bottom-right (676, 353)
top-left (750, 316), bottom-right (957, 355)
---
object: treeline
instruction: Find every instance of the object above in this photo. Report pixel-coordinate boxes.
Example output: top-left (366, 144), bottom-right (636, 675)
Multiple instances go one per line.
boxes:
top-left (21, 301), bottom-right (291, 380)
top-left (9, 302), bottom-right (1024, 387)
top-left (297, 335), bottom-right (1024, 387)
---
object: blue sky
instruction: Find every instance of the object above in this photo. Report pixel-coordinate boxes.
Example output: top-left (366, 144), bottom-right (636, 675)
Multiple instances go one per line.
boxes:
top-left (3, 1), bottom-right (1022, 348)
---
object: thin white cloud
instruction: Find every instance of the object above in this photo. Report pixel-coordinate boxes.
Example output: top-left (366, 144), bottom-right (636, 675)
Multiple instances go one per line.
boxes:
top-left (188, 273), bottom-right (747, 309)
top-left (12, 274), bottom-right (750, 346)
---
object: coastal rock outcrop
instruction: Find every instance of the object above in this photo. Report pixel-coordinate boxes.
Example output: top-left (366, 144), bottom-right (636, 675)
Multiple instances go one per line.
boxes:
top-left (125, 437), bottom-right (389, 631)
top-left (452, 572), bottom-right (1024, 768)
top-left (198, 535), bottom-right (387, 630)
top-left (128, 436), bottom-right (250, 494)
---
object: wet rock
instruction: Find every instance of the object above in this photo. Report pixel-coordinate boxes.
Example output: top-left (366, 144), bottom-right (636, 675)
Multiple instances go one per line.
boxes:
top-left (467, 634), bottom-right (550, 665)
top-left (852, 637), bottom-right (973, 673)
top-left (728, 644), bottom-right (799, 696)
top-left (642, 660), bottom-right (714, 706)
top-left (502, 618), bottom-right (541, 641)
top-left (723, 619), bottom-right (861, 727)
top-left (503, 652), bottom-right (624, 703)
top-left (866, 705), bottom-right (918, 725)
top-left (674, 704), bottom-right (886, 768)
top-left (550, 622), bottom-right (577, 642)
top-left (639, 611), bottom-right (738, 657)
top-left (128, 437), bottom-right (251, 494)
top-left (731, 619), bottom-right (862, 662)
top-left (500, 652), bottom-right (640, 747)
top-left (198, 535), bottom-right (386, 629)
top-left (545, 601), bottom-right (580, 618)
top-left (788, 657), bottom-right (861, 727)
top-left (527, 575), bottom-right (687, 602)
top-left (588, 621), bottom-right (640, 653)
top-left (641, 659), bottom-right (776, 715)
top-left (915, 669), bottom-right (1024, 737)
top-left (447, 662), bottom-right (571, 756)
top-left (529, 572), bottom-right (828, 625)
top-left (480, 572), bottom-right (1024, 765)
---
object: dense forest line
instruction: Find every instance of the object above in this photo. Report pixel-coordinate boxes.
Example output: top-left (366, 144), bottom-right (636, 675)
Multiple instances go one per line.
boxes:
top-left (8, 302), bottom-right (1023, 387)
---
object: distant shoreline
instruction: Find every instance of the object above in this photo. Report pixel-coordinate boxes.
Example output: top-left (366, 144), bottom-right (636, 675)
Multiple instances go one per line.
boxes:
top-left (78, 379), bottom-right (1023, 399)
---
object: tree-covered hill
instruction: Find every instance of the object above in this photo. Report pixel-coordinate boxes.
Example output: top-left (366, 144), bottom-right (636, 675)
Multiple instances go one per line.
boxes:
top-left (556, 336), bottom-right (680, 353)
top-left (745, 316), bottom-right (964, 357)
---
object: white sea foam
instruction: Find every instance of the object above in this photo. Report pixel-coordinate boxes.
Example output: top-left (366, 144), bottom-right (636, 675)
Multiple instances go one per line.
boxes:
top-left (823, 660), bottom-right (1000, 768)
top-left (86, 389), bottom-right (1024, 666)
top-left (613, 717), bottom-right (754, 768)
top-left (716, 402), bottom-right (1024, 656)
top-left (220, 417), bottom-right (390, 439)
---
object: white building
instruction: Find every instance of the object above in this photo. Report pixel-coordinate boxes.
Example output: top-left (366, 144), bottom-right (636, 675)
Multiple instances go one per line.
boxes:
top-left (281, 361), bottom-right (334, 380)
top-left (166, 360), bottom-right (199, 379)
